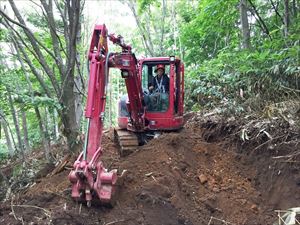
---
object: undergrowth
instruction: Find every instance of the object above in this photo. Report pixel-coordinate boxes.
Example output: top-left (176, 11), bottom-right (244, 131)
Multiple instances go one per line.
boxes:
top-left (185, 40), bottom-right (300, 114)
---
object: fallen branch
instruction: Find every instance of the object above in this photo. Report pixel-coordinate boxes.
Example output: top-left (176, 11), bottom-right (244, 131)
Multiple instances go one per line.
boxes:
top-left (252, 134), bottom-right (286, 152)
top-left (10, 198), bottom-right (18, 220)
top-left (280, 85), bottom-right (300, 93)
top-left (273, 150), bottom-right (300, 159)
top-left (207, 216), bottom-right (236, 225)
top-left (46, 190), bottom-right (70, 200)
top-left (12, 204), bottom-right (51, 216)
top-left (151, 175), bottom-right (157, 182)
top-left (278, 160), bottom-right (300, 163)
top-left (104, 219), bottom-right (125, 225)
top-left (50, 154), bottom-right (71, 176)
top-left (79, 203), bottom-right (82, 214)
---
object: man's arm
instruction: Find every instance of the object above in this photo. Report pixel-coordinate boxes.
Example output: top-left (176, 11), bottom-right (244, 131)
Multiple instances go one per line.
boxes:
top-left (149, 76), bottom-right (155, 91)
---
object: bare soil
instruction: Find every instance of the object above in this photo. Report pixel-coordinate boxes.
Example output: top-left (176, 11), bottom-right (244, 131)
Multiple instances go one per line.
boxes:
top-left (0, 115), bottom-right (299, 225)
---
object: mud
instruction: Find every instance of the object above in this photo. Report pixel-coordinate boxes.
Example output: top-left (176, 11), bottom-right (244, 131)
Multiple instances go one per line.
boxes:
top-left (1, 118), bottom-right (299, 225)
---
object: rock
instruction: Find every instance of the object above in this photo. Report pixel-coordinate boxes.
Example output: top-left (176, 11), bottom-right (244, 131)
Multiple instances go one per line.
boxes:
top-left (250, 204), bottom-right (258, 211)
top-left (212, 187), bottom-right (220, 193)
top-left (208, 178), bottom-right (216, 186)
top-left (137, 217), bottom-right (144, 223)
top-left (240, 199), bottom-right (247, 205)
top-left (198, 174), bottom-right (208, 184)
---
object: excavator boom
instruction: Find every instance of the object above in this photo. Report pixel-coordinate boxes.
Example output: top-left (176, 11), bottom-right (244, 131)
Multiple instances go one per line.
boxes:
top-left (68, 24), bottom-right (146, 206)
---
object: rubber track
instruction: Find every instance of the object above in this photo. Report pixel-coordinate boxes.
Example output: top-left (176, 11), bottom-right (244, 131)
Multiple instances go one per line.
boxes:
top-left (114, 129), bottom-right (139, 156)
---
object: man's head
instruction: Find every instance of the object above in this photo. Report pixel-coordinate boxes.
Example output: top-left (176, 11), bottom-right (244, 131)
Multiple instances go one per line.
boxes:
top-left (155, 64), bottom-right (165, 77)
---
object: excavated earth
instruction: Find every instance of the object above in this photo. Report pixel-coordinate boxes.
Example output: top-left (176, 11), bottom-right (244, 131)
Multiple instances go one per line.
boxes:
top-left (0, 114), bottom-right (299, 225)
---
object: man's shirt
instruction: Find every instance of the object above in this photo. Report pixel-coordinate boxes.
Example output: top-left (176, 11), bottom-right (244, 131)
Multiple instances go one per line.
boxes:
top-left (151, 74), bottom-right (169, 93)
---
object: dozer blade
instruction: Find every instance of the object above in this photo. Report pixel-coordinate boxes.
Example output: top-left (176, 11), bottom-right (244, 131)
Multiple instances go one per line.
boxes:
top-left (114, 129), bottom-right (139, 156)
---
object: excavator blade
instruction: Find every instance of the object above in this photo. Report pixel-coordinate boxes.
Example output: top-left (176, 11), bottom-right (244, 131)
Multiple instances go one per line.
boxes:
top-left (114, 129), bottom-right (140, 156)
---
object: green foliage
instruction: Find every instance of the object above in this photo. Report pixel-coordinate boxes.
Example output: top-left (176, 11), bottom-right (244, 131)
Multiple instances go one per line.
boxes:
top-left (0, 40), bottom-right (60, 152)
top-left (26, 12), bottom-right (49, 30)
top-left (12, 164), bottom-right (23, 177)
top-left (137, 0), bottom-right (159, 14)
top-left (186, 43), bottom-right (300, 111)
top-left (180, 0), bottom-right (239, 63)
top-left (179, 0), bottom-right (300, 112)
top-left (104, 69), bottom-right (127, 127)
top-left (0, 147), bottom-right (9, 161)
top-left (131, 0), bottom-right (180, 56)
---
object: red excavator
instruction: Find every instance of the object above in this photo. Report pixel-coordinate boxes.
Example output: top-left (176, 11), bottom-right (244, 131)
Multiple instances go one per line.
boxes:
top-left (68, 24), bottom-right (184, 206)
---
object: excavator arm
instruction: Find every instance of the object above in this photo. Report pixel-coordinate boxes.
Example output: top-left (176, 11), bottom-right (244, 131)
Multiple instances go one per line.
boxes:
top-left (68, 24), bottom-right (145, 206)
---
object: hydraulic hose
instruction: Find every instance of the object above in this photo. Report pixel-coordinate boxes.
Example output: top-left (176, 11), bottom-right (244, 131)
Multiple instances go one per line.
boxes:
top-left (104, 52), bottom-right (113, 96)
top-left (83, 52), bottom-right (112, 160)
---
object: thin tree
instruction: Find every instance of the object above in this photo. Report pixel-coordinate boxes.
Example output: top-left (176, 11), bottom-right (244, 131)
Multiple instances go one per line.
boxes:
top-left (126, 0), bottom-right (155, 56)
top-left (0, 114), bottom-right (14, 156)
top-left (21, 109), bottom-right (30, 152)
top-left (240, 0), bottom-right (251, 49)
top-left (248, 0), bottom-right (272, 39)
top-left (14, 47), bottom-right (50, 160)
top-left (284, 0), bottom-right (290, 37)
top-left (6, 87), bottom-right (25, 158)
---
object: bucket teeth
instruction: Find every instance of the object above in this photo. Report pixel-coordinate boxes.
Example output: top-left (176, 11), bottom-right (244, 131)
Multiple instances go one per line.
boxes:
top-left (114, 129), bottom-right (139, 156)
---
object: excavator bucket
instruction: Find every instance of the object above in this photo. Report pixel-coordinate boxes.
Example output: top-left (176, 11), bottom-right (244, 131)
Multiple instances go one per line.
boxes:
top-left (68, 157), bottom-right (127, 207)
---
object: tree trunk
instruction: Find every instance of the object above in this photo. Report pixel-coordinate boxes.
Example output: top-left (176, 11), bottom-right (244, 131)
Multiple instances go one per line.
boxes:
top-left (127, 0), bottom-right (155, 56)
top-left (6, 88), bottom-right (24, 157)
top-left (240, 0), bottom-right (251, 49)
top-left (14, 43), bottom-right (37, 153)
top-left (248, 0), bottom-right (272, 39)
top-left (292, 0), bottom-right (297, 18)
top-left (74, 14), bottom-right (84, 130)
top-left (61, 75), bottom-right (81, 151)
top-left (44, 107), bottom-right (51, 146)
top-left (284, 0), bottom-right (290, 37)
top-left (35, 107), bottom-right (50, 160)
top-left (269, 0), bottom-right (284, 24)
top-left (74, 75), bottom-right (83, 130)
top-left (60, 0), bottom-right (81, 152)
top-left (6, 0), bottom-right (61, 97)
top-left (0, 110), bottom-right (17, 155)
top-left (21, 109), bottom-right (30, 152)
top-left (0, 118), bottom-right (14, 156)
top-left (160, 0), bottom-right (166, 55)
top-left (52, 109), bottom-right (59, 140)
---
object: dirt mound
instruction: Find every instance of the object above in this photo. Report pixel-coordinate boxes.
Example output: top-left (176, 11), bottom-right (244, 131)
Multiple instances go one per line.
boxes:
top-left (108, 130), bottom-right (265, 225)
top-left (1, 117), bottom-right (299, 224)
top-left (186, 110), bottom-right (300, 212)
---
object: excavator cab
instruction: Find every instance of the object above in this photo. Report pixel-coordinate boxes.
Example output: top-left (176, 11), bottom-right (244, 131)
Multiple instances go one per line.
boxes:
top-left (142, 62), bottom-right (170, 112)
top-left (118, 56), bottom-right (184, 131)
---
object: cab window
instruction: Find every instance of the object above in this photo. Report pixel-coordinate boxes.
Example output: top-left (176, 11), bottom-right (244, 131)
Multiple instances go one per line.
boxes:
top-left (141, 62), bottom-right (170, 112)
